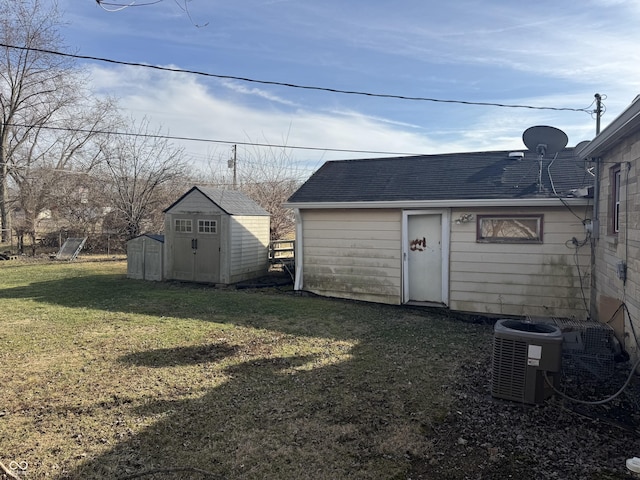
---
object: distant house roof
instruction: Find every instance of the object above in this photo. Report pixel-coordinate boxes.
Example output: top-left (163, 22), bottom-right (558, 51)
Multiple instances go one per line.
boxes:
top-left (286, 148), bottom-right (593, 206)
top-left (164, 186), bottom-right (270, 216)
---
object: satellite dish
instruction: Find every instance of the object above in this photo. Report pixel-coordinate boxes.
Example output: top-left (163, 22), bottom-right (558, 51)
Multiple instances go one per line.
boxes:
top-left (574, 140), bottom-right (590, 150)
top-left (574, 140), bottom-right (591, 156)
top-left (522, 126), bottom-right (568, 157)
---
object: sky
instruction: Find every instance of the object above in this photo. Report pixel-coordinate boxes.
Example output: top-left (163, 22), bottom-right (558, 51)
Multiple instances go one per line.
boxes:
top-left (56, 0), bottom-right (640, 178)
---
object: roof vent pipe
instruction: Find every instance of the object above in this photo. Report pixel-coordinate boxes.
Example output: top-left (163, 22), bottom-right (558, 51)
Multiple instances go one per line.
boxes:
top-left (508, 152), bottom-right (525, 159)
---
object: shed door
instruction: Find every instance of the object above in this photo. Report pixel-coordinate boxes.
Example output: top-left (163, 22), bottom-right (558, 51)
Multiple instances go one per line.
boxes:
top-left (404, 213), bottom-right (445, 303)
top-left (193, 217), bottom-right (221, 283)
top-left (171, 215), bottom-right (221, 283)
top-left (127, 239), bottom-right (144, 280)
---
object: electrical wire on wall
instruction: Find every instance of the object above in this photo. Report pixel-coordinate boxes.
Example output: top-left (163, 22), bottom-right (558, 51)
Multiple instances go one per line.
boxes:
top-left (547, 153), bottom-right (590, 223)
top-left (606, 302), bottom-right (640, 353)
top-left (545, 150), bottom-right (593, 318)
top-left (619, 163), bottom-right (638, 363)
top-left (565, 234), bottom-right (591, 317)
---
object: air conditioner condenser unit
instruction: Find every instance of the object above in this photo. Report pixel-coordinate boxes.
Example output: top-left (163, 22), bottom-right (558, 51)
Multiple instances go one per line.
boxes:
top-left (492, 319), bottom-right (563, 404)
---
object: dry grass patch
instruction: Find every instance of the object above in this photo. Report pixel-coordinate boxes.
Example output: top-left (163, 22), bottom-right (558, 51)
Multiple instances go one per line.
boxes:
top-left (0, 260), bottom-right (490, 479)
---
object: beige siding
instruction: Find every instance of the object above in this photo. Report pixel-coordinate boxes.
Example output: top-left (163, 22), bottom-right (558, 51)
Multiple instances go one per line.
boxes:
top-left (301, 209), bottom-right (402, 304)
top-left (229, 216), bottom-right (270, 283)
top-left (593, 136), bottom-right (640, 359)
top-left (449, 207), bottom-right (591, 319)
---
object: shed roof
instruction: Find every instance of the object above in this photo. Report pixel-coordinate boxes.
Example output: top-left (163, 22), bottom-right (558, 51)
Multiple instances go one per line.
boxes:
top-left (165, 186), bottom-right (270, 216)
top-left (127, 234), bottom-right (164, 243)
top-left (287, 148), bottom-right (593, 205)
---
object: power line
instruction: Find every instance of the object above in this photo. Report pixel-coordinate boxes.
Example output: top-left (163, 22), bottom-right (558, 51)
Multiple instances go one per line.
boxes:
top-left (6, 123), bottom-right (424, 157)
top-left (1, 43), bottom-right (595, 113)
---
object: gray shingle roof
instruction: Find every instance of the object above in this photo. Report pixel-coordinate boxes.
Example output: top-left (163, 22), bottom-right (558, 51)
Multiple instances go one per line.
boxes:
top-left (166, 186), bottom-right (270, 216)
top-left (287, 148), bottom-right (593, 203)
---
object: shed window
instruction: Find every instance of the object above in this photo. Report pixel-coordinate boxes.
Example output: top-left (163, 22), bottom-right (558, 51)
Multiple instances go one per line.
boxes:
top-left (611, 166), bottom-right (621, 234)
top-left (477, 215), bottom-right (543, 243)
top-left (198, 219), bottom-right (217, 234)
top-left (175, 219), bottom-right (192, 233)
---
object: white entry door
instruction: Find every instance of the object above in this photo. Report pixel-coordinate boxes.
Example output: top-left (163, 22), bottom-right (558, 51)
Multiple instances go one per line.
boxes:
top-left (403, 212), bottom-right (448, 304)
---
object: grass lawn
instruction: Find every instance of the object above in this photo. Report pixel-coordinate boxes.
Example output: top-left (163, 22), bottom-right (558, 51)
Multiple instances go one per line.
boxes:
top-left (0, 260), bottom-right (490, 479)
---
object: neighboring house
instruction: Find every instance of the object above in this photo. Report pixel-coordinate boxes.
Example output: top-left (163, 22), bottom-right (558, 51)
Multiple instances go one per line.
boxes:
top-left (576, 96), bottom-right (640, 360)
top-left (163, 186), bottom-right (270, 284)
top-left (284, 148), bottom-right (594, 319)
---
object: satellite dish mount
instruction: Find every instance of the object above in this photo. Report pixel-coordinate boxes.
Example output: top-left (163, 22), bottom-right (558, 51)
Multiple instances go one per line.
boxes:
top-left (522, 126), bottom-right (568, 193)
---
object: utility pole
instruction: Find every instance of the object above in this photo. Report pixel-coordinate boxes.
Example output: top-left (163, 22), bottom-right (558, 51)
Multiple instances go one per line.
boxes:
top-left (228, 144), bottom-right (237, 190)
top-left (595, 93), bottom-right (602, 135)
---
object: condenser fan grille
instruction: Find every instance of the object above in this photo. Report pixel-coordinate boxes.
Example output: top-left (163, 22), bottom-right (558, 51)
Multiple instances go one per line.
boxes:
top-left (492, 337), bottom-right (528, 401)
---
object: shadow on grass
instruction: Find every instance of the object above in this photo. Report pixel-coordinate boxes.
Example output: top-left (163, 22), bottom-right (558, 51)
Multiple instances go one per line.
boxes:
top-left (0, 274), bottom-right (138, 309)
top-left (68, 348), bottom-right (439, 480)
top-left (120, 342), bottom-right (239, 368)
top-left (0, 269), bottom-right (489, 479)
top-left (0, 273), bottom-right (408, 339)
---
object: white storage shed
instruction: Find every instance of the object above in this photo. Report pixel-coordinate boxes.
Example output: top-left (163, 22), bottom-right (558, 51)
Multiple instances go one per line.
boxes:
top-left (127, 234), bottom-right (165, 281)
top-left (163, 186), bottom-right (271, 284)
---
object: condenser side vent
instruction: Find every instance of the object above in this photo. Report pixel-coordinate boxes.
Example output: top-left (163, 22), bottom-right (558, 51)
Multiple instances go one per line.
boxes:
top-left (492, 337), bottom-right (528, 401)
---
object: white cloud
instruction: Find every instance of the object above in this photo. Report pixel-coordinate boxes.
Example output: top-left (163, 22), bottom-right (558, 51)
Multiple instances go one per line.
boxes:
top-left (219, 80), bottom-right (300, 107)
top-left (87, 65), bottom-right (443, 176)
top-left (75, 0), bottom-right (640, 182)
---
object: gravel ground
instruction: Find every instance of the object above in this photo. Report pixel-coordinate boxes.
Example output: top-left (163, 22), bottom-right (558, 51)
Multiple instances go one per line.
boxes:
top-left (408, 336), bottom-right (640, 480)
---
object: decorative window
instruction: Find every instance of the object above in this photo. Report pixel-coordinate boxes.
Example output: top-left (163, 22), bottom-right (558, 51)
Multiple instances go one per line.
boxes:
top-left (174, 218), bottom-right (192, 233)
top-left (611, 166), bottom-right (621, 234)
top-left (477, 215), bottom-right (543, 243)
top-left (198, 219), bottom-right (217, 234)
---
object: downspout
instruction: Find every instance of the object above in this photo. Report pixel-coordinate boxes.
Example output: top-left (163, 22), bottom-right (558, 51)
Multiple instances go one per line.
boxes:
top-left (293, 209), bottom-right (303, 290)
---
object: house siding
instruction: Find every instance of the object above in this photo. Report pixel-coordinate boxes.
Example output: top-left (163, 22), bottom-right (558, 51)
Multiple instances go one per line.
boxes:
top-left (229, 216), bottom-right (270, 283)
top-left (298, 206), bottom-right (591, 318)
top-left (449, 207), bottom-right (591, 319)
top-left (301, 209), bottom-right (402, 304)
top-left (593, 137), bottom-right (640, 359)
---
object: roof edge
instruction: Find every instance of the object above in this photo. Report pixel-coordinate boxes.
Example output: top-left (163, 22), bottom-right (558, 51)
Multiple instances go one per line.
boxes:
top-left (284, 198), bottom-right (591, 210)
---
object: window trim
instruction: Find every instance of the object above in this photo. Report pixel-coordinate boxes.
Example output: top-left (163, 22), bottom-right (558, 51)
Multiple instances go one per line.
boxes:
top-left (476, 214), bottom-right (544, 244)
top-left (174, 218), bottom-right (193, 233)
top-left (198, 219), bottom-right (218, 234)
top-left (611, 165), bottom-right (621, 235)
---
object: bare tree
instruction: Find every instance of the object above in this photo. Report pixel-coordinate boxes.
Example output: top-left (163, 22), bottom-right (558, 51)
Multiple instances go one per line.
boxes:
top-left (8, 97), bottom-right (118, 253)
top-left (95, 0), bottom-right (209, 27)
top-left (52, 171), bottom-right (110, 236)
top-left (202, 141), bottom-right (306, 241)
top-left (0, 0), bottom-right (82, 243)
top-left (100, 117), bottom-right (190, 240)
